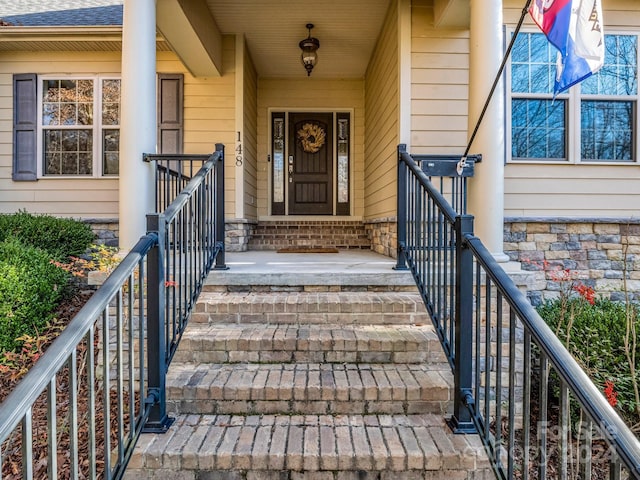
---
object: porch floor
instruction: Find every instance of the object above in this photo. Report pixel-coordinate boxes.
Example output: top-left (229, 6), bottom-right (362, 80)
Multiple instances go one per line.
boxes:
top-left (210, 250), bottom-right (415, 290)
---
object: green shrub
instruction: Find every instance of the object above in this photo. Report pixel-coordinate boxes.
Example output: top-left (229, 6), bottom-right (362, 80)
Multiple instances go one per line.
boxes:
top-left (537, 297), bottom-right (640, 419)
top-left (0, 238), bottom-right (71, 353)
top-left (0, 211), bottom-right (94, 260)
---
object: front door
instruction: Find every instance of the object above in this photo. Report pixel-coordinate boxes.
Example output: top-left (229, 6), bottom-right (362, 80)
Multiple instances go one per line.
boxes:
top-left (288, 112), bottom-right (333, 215)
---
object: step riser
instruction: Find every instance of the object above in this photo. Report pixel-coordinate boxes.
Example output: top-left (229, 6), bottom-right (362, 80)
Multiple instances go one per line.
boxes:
top-left (167, 399), bottom-right (451, 416)
top-left (191, 313), bottom-right (430, 325)
top-left (126, 471), bottom-right (494, 480)
top-left (203, 285), bottom-right (418, 293)
top-left (173, 350), bottom-right (444, 364)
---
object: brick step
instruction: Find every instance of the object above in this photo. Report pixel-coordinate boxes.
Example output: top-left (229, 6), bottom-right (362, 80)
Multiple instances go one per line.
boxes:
top-left (191, 292), bottom-right (429, 325)
top-left (126, 414), bottom-right (492, 480)
top-left (166, 363), bottom-right (452, 416)
top-left (173, 323), bottom-right (446, 364)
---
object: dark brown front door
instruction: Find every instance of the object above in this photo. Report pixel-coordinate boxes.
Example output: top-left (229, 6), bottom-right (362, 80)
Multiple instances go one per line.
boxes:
top-left (288, 112), bottom-right (333, 215)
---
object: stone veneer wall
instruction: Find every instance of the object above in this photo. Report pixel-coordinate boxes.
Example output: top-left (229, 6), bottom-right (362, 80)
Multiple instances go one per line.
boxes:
top-left (504, 219), bottom-right (640, 305)
top-left (82, 219), bottom-right (257, 252)
top-left (365, 217), bottom-right (397, 258)
top-left (226, 219), bottom-right (256, 252)
top-left (82, 217), bottom-right (640, 306)
top-left (84, 218), bottom-right (119, 247)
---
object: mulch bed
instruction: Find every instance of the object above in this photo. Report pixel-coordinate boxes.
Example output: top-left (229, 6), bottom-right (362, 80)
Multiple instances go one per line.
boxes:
top-left (1, 289), bottom-right (132, 479)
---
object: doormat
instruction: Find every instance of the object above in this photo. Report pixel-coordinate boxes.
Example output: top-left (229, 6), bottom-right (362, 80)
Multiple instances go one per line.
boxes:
top-left (277, 247), bottom-right (339, 254)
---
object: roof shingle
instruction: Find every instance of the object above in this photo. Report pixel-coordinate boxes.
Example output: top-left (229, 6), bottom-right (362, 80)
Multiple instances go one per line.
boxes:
top-left (1, 1), bottom-right (123, 27)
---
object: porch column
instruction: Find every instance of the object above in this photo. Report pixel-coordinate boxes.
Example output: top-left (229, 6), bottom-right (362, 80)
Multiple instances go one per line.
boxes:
top-left (467, 0), bottom-right (509, 261)
top-left (119, 0), bottom-right (157, 249)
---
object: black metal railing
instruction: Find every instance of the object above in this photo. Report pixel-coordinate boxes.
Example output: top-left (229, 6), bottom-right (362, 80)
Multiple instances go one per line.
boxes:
top-left (143, 143), bottom-right (227, 431)
top-left (0, 144), bottom-right (226, 478)
top-left (143, 153), bottom-right (212, 213)
top-left (415, 152), bottom-right (480, 215)
top-left (396, 144), bottom-right (640, 479)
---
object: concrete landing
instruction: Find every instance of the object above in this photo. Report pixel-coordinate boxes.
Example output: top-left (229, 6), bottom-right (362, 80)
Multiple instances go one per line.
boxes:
top-left (206, 250), bottom-right (415, 288)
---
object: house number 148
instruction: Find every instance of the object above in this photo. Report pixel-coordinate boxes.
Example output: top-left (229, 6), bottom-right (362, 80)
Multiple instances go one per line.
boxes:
top-left (236, 132), bottom-right (243, 167)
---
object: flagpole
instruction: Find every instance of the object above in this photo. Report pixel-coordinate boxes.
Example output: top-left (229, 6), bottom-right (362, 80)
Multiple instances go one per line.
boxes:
top-left (463, 0), bottom-right (533, 158)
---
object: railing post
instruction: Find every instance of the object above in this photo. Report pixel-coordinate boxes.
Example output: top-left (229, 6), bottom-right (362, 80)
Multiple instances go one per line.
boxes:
top-left (394, 144), bottom-right (409, 270)
top-left (143, 213), bottom-right (174, 433)
top-left (213, 143), bottom-right (229, 270)
top-left (449, 214), bottom-right (476, 433)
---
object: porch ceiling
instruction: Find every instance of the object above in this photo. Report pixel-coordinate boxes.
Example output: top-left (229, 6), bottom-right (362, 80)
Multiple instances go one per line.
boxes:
top-left (205, 0), bottom-right (392, 79)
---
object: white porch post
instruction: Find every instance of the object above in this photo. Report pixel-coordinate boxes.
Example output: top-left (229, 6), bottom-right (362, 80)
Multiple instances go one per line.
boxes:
top-left (119, 0), bottom-right (157, 249)
top-left (467, 0), bottom-right (509, 261)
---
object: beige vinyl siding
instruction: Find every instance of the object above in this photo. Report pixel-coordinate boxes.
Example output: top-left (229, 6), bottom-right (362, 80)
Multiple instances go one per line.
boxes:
top-left (364, 0), bottom-right (399, 221)
top-left (158, 35), bottom-right (237, 219)
top-left (505, 164), bottom-right (640, 217)
top-left (242, 41), bottom-right (258, 221)
top-left (0, 38), bottom-right (237, 219)
top-left (256, 78), bottom-right (365, 218)
top-left (0, 51), bottom-right (120, 217)
top-left (506, 0), bottom-right (640, 25)
top-left (410, 3), bottom-right (469, 154)
top-left (503, 0), bottom-right (640, 218)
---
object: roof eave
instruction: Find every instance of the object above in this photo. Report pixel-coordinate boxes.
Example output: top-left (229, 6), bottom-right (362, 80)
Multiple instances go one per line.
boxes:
top-left (0, 25), bottom-right (123, 41)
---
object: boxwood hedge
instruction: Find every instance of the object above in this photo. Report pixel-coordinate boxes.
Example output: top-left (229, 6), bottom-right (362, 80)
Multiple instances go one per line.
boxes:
top-left (0, 212), bottom-right (95, 353)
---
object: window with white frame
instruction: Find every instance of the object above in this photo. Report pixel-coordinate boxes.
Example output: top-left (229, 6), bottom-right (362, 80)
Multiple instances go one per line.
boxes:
top-left (39, 77), bottom-right (120, 176)
top-left (509, 32), bottom-right (638, 163)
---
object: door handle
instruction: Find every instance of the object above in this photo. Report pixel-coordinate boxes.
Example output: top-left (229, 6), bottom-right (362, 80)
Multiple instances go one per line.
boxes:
top-left (288, 156), bottom-right (294, 182)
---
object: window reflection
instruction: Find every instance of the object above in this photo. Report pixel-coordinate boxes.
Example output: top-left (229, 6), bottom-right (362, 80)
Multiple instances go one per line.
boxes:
top-left (42, 78), bottom-right (119, 176)
top-left (512, 99), bottom-right (566, 159)
top-left (582, 101), bottom-right (634, 162)
top-left (511, 33), bottom-right (637, 163)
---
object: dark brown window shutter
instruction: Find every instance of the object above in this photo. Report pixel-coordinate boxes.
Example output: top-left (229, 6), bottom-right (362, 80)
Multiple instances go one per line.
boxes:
top-left (157, 74), bottom-right (184, 154)
top-left (13, 74), bottom-right (37, 181)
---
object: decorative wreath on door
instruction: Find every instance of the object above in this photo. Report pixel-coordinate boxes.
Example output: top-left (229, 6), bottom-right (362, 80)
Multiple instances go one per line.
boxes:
top-left (297, 123), bottom-right (326, 153)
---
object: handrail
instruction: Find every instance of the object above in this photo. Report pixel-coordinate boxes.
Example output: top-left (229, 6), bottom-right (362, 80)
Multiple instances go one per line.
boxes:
top-left (0, 144), bottom-right (226, 479)
top-left (162, 151), bottom-right (220, 223)
top-left (143, 153), bottom-right (213, 213)
top-left (396, 144), bottom-right (640, 479)
top-left (400, 149), bottom-right (459, 224)
top-left (410, 153), bottom-right (481, 215)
